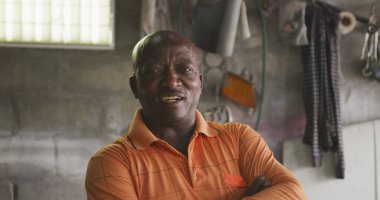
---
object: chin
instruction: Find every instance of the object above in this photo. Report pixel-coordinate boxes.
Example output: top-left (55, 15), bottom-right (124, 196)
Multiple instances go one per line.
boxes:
top-left (159, 109), bottom-right (194, 121)
top-left (162, 110), bottom-right (186, 119)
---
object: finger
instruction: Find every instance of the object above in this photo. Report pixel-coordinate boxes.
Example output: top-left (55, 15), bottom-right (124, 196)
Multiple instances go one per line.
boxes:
top-left (247, 176), bottom-right (267, 195)
top-left (263, 180), bottom-right (272, 188)
top-left (256, 179), bottom-right (271, 193)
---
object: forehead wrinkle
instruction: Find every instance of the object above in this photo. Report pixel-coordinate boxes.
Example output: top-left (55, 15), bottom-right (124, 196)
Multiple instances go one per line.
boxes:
top-left (143, 44), bottom-right (198, 63)
top-left (134, 31), bottom-right (200, 73)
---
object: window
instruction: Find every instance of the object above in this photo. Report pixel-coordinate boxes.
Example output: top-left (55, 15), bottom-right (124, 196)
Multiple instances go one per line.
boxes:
top-left (0, 0), bottom-right (115, 49)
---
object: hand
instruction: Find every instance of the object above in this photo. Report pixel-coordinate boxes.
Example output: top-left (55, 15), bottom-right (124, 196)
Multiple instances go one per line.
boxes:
top-left (246, 176), bottom-right (272, 196)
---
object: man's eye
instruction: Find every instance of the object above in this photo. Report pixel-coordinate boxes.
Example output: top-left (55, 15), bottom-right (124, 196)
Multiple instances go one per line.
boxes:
top-left (185, 68), bottom-right (193, 72)
top-left (179, 66), bottom-right (195, 74)
top-left (152, 68), bottom-right (163, 73)
top-left (145, 68), bottom-right (164, 75)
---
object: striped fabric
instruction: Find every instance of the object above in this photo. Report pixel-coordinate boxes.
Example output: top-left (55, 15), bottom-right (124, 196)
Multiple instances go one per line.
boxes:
top-left (85, 109), bottom-right (307, 199)
top-left (301, 3), bottom-right (345, 179)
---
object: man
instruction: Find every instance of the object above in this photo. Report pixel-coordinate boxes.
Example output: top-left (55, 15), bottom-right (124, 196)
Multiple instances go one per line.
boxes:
top-left (85, 30), bottom-right (306, 199)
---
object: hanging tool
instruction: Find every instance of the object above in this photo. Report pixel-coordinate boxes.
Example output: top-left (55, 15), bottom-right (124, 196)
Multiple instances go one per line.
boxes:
top-left (362, 58), bottom-right (373, 77)
top-left (360, 4), bottom-right (378, 77)
top-left (202, 105), bottom-right (233, 123)
top-left (374, 65), bottom-right (380, 82)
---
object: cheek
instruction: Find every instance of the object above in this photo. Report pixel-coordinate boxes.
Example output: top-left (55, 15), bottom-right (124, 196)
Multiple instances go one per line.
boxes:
top-left (139, 81), bottom-right (159, 93)
top-left (188, 80), bottom-right (203, 97)
top-left (192, 78), bottom-right (203, 90)
top-left (185, 75), bottom-right (202, 87)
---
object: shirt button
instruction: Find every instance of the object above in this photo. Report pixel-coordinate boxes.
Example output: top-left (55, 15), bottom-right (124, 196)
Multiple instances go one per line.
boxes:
top-left (179, 157), bottom-right (185, 161)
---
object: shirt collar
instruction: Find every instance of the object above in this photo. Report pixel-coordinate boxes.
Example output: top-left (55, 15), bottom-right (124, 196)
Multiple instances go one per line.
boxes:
top-left (126, 109), bottom-right (219, 150)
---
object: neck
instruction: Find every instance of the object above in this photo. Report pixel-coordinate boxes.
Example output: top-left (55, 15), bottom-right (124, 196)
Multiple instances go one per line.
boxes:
top-left (141, 112), bottom-right (197, 156)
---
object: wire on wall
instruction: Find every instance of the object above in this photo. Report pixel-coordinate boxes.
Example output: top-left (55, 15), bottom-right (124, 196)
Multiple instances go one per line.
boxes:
top-left (254, 0), bottom-right (268, 131)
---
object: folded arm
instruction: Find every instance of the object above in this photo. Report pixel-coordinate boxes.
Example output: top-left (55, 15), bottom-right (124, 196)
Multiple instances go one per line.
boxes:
top-left (236, 124), bottom-right (306, 200)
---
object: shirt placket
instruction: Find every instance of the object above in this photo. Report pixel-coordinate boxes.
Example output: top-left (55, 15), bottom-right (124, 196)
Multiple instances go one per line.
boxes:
top-left (156, 140), bottom-right (192, 184)
top-left (187, 132), bottom-right (202, 188)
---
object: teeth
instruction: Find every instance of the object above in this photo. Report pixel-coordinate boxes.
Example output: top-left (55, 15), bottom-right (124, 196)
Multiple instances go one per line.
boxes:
top-left (161, 96), bottom-right (182, 102)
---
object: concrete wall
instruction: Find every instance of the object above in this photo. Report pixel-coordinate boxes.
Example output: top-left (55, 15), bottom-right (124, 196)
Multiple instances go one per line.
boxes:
top-left (0, 0), bottom-right (380, 199)
top-left (0, 1), bottom-right (141, 199)
top-left (0, 0), bottom-right (141, 138)
top-left (283, 119), bottom-right (380, 200)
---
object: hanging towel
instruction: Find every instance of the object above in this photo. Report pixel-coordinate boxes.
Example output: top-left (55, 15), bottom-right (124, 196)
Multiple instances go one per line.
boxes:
top-left (140, 0), bottom-right (156, 37)
top-left (140, 0), bottom-right (174, 37)
top-left (301, 3), bottom-right (345, 179)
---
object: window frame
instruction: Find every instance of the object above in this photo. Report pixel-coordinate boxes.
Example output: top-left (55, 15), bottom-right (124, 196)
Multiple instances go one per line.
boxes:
top-left (0, 0), bottom-right (116, 50)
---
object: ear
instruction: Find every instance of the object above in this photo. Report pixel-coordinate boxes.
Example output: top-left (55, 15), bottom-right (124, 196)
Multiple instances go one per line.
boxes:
top-left (129, 75), bottom-right (139, 98)
top-left (199, 73), bottom-right (204, 89)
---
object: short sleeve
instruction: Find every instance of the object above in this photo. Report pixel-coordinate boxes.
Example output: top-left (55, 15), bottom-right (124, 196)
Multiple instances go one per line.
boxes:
top-left (85, 146), bottom-right (139, 200)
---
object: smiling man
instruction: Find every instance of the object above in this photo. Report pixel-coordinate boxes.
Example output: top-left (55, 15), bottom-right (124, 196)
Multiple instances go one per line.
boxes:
top-left (85, 30), bottom-right (306, 200)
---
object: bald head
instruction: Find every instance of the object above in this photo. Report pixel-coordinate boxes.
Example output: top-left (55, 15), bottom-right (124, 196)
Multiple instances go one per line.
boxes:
top-left (131, 30), bottom-right (199, 74)
top-left (129, 30), bottom-right (203, 127)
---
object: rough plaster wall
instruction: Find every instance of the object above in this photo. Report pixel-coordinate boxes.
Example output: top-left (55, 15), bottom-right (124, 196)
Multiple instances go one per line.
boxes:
top-left (0, 0), bottom-right (380, 199)
top-left (225, 0), bottom-right (380, 150)
top-left (0, 2), bottom-right (141, 138)
top-left (0, 0), bottom-right (141, 199)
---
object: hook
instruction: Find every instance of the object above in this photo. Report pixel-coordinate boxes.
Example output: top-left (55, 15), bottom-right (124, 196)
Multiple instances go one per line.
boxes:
top-left (362, 58), bottom-right (373, 77)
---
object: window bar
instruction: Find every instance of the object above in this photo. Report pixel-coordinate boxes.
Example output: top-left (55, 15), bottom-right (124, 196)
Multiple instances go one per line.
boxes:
top-left (5, 0), bottom-right (14, 41)
top-left (91, 0), bottom-right (100, 44)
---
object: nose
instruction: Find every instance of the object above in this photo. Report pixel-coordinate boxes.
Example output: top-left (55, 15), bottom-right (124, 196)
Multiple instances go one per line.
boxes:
top-left (162, 68), bottom-right (181, 88)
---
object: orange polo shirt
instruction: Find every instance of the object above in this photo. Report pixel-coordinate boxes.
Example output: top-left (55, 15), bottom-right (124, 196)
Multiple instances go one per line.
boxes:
top-left (85, 109), bottom-right (306, 200)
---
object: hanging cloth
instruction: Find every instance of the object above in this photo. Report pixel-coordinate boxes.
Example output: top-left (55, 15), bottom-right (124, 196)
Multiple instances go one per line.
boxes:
top-left (301, 3), bottom-right (345, 179)
top-left (140, 0), bottom-right (174, 37)
top-left (140, 0), bottom-right (156, 37)
top-left (279, 1), bottom-right (308, 46)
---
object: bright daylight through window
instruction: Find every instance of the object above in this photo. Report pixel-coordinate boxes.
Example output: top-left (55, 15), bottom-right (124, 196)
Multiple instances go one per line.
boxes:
top-left (0, 0), bottom-right (114, 49)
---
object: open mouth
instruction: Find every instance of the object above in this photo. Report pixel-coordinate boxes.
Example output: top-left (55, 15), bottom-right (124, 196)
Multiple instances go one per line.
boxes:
top-left (161, 96), bottom-right (184, 103)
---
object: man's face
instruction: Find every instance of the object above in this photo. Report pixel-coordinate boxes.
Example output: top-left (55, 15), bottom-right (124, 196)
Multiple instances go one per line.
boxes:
top-left (130, 38), bottom-right (203, 124)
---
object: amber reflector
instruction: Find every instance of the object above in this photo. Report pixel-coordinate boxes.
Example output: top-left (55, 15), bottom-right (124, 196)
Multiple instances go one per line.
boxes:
top-left (221, 72), bottom-right (256, 108)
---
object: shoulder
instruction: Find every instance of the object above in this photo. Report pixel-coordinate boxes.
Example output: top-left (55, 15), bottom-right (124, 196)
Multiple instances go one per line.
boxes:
top-left (205, 121), bottom-right (262, 147)
top-left (207, 121), bottom-right (260, 138)
top-left (86, 136), bottom-right (136, 186)
top-left (90, 135), bottom-right (135, 163)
